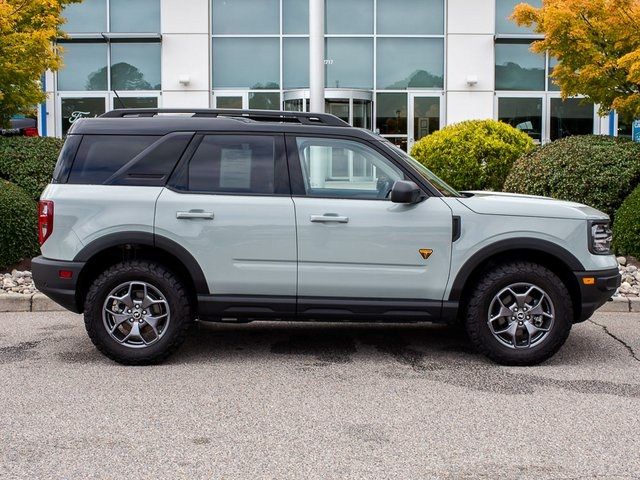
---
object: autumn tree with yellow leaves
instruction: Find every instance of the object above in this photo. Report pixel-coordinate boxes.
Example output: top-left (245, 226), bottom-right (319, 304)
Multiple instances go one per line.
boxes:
top-left (513, 0), bottom-right (640, 121)
top-left (0, 0), bottom-right (79, 127)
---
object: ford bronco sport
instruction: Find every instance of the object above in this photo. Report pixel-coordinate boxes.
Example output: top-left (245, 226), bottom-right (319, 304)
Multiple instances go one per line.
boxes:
top-left (32, 108), bottom-right (621, 366)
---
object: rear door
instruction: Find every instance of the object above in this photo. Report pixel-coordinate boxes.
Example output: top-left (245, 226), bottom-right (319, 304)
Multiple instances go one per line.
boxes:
top-left (155, 133), bottom-right (297, 302)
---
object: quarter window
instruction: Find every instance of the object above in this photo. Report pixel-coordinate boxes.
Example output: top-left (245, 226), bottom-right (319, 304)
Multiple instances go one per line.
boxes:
top-left (295, 137), bottom-right (406, 200)
top-left (188, 136), bottom-right (276, 194)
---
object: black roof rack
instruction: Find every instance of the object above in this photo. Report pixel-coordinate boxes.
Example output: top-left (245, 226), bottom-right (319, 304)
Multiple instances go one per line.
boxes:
top-left (100, 108), bottom-right (350, 127)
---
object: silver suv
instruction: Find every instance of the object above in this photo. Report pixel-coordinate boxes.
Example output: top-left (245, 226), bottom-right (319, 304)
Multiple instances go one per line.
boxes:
top-left (32, 109), bottom-right (621, 366)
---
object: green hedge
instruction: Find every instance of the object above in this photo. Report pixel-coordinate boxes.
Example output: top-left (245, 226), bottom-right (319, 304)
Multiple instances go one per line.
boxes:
top-left (504, 135), bottom-right (640, 218)
top-left (0, 136), bottom-right (63, 201)
top-left (0, 180), bottom-right (39, 270)
top-left (410, 120), bottom-right (535, 191)
top-left (613, 185), bottom-right (640, 258)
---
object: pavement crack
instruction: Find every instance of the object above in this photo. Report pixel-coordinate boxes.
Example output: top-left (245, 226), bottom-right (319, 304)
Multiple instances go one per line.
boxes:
top-left (589, 319), bottom-right (640, 363)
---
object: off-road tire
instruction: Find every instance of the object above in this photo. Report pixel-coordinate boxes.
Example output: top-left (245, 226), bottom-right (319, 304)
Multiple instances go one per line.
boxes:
top-left (84, 260), bottom-right (193, 365)
top-left (465, 261), bottom-right (573, 366)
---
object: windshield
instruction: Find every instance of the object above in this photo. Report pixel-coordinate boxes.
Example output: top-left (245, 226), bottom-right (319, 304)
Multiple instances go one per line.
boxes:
top-left (379, 139), bottom-right (461, 197)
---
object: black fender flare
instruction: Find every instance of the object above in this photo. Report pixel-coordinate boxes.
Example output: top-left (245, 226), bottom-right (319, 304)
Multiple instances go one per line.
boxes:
top-left (447, 238), bottom-right (585, 301)
top-left (73, 231), bottom-right (209, 294)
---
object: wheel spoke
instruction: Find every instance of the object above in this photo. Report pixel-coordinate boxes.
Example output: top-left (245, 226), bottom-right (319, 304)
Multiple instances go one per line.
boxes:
top-left (528, 303), bottom-right (554, 319)
top-left (106, 310), bottom-right (130, 331)
top-left (503, 322), bottom-right (519, 346)
top-left (122, 321), bottom-right (142, 344)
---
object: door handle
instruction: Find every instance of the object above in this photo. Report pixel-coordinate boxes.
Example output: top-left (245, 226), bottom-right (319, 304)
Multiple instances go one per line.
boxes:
top-left (310, 214), bottom-right (349, 223)
top-left (176, 210), bottom-right (214, 220)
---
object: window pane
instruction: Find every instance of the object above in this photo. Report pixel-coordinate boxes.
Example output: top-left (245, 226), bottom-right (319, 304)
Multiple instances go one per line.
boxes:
top-left (550, 98), bottom-right (594, 141)
top-left (283, 0), bottom-right (308, 34)
top-left (548, 57), bottom-right (561, 92)
top-left (326, 38), bottom-right (373, 89)
top-left (377, 0), bottom-right (443, 34)
top-left (58, 43), bottom-right (108, 91)
top-left (216, 96), bottom-right (243, 109)
top-left (353, 100), bottom-right (372, 129)
top-left (413, 97), bottom-right (440, 142)
top-left (495, 43), bottom-right (545, 91)
top-left (376, 93), bottom-right (407, 135)
top-left (113, 97), bottom-right (158, 109)
top-left (68, 135), bottom-right (158, 184)
top-left (618, 117), bottom-right (633, 140)
top-left (110, 0), bottom-right (160, 32)
top-left (62, 0), bottom-right (106, 33)
top-left (249, 92), bottom-right (280, 110)
top-left (377, 38), bottom-right (444, 89)
top-left (111, 43), bottom-right (161, 90)
top-left (326, 0), bottom-right (373, 34)
top-left (325, 99), bottom-right (349, 123)
top-left (188, 135), bottom-right (276, 194)
top-left (296, 137), bottom-right (405, 199)
top-left (284, 38), bottom-right (309, 89)
top-left (213, 38), bottom-right (280, 89)
top-left (498, 97), bottom-right (542, 142)
top-left (61, 97), bottom-right (105, 135)
top-left (496, 0), bottom-right (542, 34)
top-left (212, 0), bottom-right (279, 34)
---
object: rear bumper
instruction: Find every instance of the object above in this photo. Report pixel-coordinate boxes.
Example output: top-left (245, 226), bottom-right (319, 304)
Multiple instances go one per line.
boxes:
top-left (574, 268), bottom-right (621, 322)
top-left (31, 256), bottom-right (85, 313)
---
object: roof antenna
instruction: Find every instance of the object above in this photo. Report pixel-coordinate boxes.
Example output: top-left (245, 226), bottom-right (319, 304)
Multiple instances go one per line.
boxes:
top-left (100, 32), bottom-right (126, 109)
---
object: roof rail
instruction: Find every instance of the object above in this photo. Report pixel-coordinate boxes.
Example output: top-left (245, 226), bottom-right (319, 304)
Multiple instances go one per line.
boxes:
top-left (100, 108), bottom-right (350, 127)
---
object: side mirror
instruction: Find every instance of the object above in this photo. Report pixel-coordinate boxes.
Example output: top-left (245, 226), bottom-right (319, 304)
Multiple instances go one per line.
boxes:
top-left (390, 180), bottom-right (422, 204)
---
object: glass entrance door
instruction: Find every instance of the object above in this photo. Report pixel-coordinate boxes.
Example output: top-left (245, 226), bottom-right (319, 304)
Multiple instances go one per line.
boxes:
top-left (407, 94), bottom-right (442, 151)
top-left (283, 89), bottom-right (373, 129)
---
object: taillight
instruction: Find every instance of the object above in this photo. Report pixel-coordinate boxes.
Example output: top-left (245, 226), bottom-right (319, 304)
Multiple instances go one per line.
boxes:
top-left (38, 200), bottom-right (54, 245)
top-left (23, 127), bottom-right (39, 137)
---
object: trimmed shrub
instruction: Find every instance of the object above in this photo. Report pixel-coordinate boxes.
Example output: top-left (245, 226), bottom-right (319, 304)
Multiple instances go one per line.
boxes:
top-left (0, 181), bottom-right (39, 270)
top-left (410, 120), bottom-right (535, 191)
top-left (613, 185), bottom-right (640, 258)
top-left (0, 136), bottom-right (63, 201)
top-left (504, 135), bottom-right (640, 218)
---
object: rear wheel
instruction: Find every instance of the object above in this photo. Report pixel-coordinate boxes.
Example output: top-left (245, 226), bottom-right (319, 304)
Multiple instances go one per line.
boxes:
top-left (84, 260), bottom-right (192, 365)
top-left (465, 261), bottom-right (573, 366)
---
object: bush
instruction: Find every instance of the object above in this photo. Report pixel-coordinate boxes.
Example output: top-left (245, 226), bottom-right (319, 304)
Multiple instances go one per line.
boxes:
top-left (410, 120), bottom-right (535, 191)
top-left (504, 135), bottom-right (640, 218)
top-left (0, 136), bottom-right (63, 200)
top-left (613, 185), bottom-right (640, 258)
top-left (0, 181), bottom-right (39, 270)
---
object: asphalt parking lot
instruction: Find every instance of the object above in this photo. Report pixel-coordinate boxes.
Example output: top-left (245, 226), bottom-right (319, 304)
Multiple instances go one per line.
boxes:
top-left (0, 311), bottom-right (639, 480)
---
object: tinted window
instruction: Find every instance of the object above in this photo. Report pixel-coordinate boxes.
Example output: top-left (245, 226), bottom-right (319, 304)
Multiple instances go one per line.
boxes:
top-left (188, 136), bottom-right (276, 194)
top-left (68, 135), bottom-right (158, 184)
top-left (52, 135), bottom-right (83, 183)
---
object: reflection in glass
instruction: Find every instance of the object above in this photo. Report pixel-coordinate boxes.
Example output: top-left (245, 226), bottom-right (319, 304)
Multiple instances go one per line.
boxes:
top-left (353, 100), bottom-right (372, 130)
top-left (110, 0), bottom-right (160, 32)
top-left (376, 93), bottom-right (407, 135)
top-left (110, 43), bottom-right (161, 90)
top-left (284, 38), bottom-right (309, 89)
top-left (62, 0), bottom-right (106, 33)
top-left (249, 92), bottom-right (280, 110)
top-left (495, 43), bottom-right (545, 91)
top-left (326, 0), bottom-right (373, 34)
top-left (325, 38), bottom-right (373, 89)
top-left (216, 96), bottom-right (243, 109)
top-left (377, 0), bottom-right (443, 34)
top-left (618, 117), bottom-right (633, 140)
top-left (325, 99), bottom-right (349, 123)
top-left (377, 38), bottom-right (444, 89)
top-left (113, 97), bottom-right (158, 109)
top-left (550, 98), bottom-right (594, 141)
top-left (498, 97), bottom-right (542, 142)
top-left (213, 38), bottom-right (280, 89)
top-left (548, 57), bottom-right (561, 91)
top-left (58, 43), bottom-right (108, 91)
top-left (212, 0), bottom-right (279, 34)
top-left (61, 97), bottom-right (105, 135)
top-left (284, 99), bottom-right (304, 112)
top-left (283, 0), bottom-right (308, 34)
top-left (496, 0), bottom-right (542, 34)
top-left (413, 97), bottom-right (440, 142)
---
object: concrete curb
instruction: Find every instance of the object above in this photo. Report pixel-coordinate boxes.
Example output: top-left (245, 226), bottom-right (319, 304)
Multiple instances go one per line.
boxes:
top-left (598, 297), bottom-right (640, 313)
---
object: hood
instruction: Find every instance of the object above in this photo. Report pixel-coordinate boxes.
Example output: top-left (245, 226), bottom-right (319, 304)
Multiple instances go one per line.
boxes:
top-left (456, 191), bottom-right (609, 221)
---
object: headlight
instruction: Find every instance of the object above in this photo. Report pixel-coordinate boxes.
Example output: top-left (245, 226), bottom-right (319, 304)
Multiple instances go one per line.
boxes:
top-left (589, 221), bottom-right (613, 255)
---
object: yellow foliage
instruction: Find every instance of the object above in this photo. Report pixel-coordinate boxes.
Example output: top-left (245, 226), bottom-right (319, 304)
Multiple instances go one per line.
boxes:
top-left (0, 0), bottom-right (79, 127)
top-left (512, 0), bottom-right (640, 121)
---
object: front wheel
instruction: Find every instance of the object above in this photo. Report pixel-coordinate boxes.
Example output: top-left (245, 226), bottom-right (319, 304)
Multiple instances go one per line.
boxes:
top-left (465, 261), bottom-right (573, 366)
top-left (84, 260), bottom-right (193, 365)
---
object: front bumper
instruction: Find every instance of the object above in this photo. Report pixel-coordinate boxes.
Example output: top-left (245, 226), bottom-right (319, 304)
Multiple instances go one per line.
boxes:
top-left (574, 268), bottom-right (621, 322)
top-left (31, 256), bottom-right (85, 313)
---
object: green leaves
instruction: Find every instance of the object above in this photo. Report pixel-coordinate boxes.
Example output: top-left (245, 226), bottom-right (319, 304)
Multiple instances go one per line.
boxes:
top-left (613, 185), bottom-right (640, 257)
top-left (410, 120), bottom-right (535, 192)
top-left (0, 180), bottom-right (39, 270)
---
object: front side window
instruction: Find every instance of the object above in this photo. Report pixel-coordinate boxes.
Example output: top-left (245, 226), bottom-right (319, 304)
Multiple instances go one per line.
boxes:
top-left (295, 137), bottom-right (406, 200)
top-left (188, 135), bottom-right (276, 194)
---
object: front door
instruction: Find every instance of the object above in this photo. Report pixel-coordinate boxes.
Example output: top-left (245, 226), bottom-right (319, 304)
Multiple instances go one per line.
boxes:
top-left (287, 135), bottom-right (453, 308)
top-left (407, 94), bottom-right (442, 151)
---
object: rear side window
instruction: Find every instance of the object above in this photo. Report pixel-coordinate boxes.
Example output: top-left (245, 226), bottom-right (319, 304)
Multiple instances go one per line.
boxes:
top-left (187, 135), bottom-right (275, 194)
top-left (52, 134), bottom-right (82, 183)
top-left (67, 135), bottom-right (158, 184)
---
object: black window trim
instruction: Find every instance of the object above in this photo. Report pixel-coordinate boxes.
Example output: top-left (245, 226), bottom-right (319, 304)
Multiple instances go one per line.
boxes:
top-left (166, 131), bottom-right (291, 197)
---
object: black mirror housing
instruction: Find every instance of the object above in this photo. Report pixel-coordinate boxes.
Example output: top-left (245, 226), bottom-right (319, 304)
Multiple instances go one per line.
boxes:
top-left (390, 180), bottom-right (422, 204)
